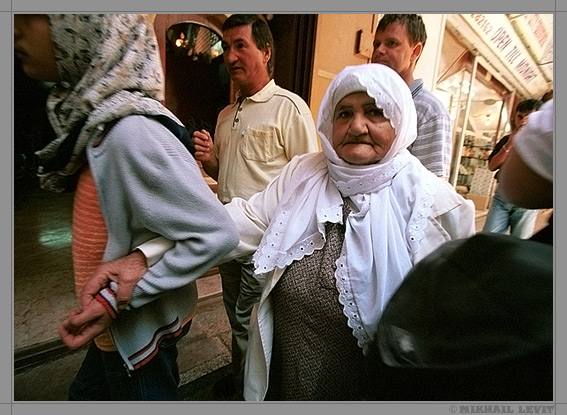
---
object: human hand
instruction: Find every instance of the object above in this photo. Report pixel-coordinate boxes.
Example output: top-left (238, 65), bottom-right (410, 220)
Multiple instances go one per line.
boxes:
top-left (58, 301), bottom-right (113, 350)
top-left (192, 129), bottom-right (215, 164)
top-left (80, 250), bottom-right (147, 312)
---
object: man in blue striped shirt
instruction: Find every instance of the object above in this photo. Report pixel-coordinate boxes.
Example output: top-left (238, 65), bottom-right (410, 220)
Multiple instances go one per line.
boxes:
top-left (372, 14), bottom-right (452, 179)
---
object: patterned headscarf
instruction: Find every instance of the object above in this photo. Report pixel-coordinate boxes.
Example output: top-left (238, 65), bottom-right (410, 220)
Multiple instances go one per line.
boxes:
top-left (36, 14), bottom-right (179, 192)
top-left (253, 64), bottom-right (440, 354)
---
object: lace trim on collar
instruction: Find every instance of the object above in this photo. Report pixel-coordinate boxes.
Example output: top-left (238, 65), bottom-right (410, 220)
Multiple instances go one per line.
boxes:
top-left (253, 204), bottom-right (343, 273)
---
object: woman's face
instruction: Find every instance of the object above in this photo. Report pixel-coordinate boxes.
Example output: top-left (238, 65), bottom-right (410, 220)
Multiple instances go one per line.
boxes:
top-left (14, 14), bottom-right (60, 81)
top-left (332, 92), bottom-right (396, 165)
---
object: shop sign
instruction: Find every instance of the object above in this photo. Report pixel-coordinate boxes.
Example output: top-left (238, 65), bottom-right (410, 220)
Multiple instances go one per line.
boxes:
top-left (508, 14), bottom-right (553, 81)
top-left (462, 14), bottom-right (549, 97)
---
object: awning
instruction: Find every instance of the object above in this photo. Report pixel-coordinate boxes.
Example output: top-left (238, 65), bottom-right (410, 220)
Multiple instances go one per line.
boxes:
top-left (446, 13), bottom-right (553, 100)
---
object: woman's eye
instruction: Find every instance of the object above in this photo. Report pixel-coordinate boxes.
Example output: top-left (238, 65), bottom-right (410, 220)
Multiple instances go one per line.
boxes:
top-left (368, 108), bottom-right (384, 117)
top-left (335, 111), bottom-right (351, 120)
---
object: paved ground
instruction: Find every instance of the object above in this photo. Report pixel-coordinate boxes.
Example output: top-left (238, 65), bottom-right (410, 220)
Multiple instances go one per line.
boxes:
top-left (14, 292), bottom-right (233, 401)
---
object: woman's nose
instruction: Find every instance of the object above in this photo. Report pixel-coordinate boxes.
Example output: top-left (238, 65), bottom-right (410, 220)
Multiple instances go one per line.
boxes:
top-left (348, 114), bottom-right (368, 136)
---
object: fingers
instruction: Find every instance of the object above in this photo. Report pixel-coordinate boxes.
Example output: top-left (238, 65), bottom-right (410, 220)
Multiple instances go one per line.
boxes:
top-left (58, 303), bottom-right (112, 350)
top-left (58, 320), bottom-right (89, 350)
top-left (80, 251), bottom-right (147, 311)
top-left (68, 308), bottom-right (82, 318)
top-left (68, 301), bottom-right (106, 327)
top-left (192, 129), bottom-right (211, 140)
top-left (192, 130), bottom-right (214, 161)
top-left (79, 261), bottom-right (121, 309)
top-left (58, 320), bottom-right (103, 350)
top-left (192, 130), bottom-right (211, 147)
top-left (113, 251), bottom-right (147, 308)
top-left (115, 280), bottom-right (137, 310)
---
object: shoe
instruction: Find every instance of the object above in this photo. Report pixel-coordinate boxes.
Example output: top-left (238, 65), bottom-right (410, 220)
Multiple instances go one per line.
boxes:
top-left (212, 374), bottom-right (236, 398)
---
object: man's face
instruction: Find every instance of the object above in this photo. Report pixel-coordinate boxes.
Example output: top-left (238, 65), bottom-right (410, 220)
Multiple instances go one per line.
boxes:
top-left (515, 110), bottom-right (535, 129)
top-left (221, 24), bottom-right (270, 95)
top-left (371, 22), bottom-right (422, 84)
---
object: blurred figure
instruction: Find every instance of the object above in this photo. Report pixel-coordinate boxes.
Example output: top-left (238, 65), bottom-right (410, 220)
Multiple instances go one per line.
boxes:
top-left (541, 89), bottom-right (553, 103)
top-left (372, 14), bottom-right (452, 179)
top-left (482, 99), bottom-right (543, 238)
top-left (499, 99), bottom-right (553, 242)
top-left (375, 99), bottom-right (553, 401)
top-left (14, 14), bottom-right (239, 401)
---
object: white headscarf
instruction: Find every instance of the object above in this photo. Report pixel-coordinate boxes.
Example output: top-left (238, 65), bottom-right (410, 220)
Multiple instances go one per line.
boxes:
top-left (36, 14), bottom-right (181, 192)
top-left (253, 64), bottom-right (440, 354)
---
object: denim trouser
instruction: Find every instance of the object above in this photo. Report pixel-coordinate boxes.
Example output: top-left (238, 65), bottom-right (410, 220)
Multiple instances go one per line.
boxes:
top-left (218, 256), bottom-right (265, 394)
top-left (68, 324), bottom-right (189, 401)
top-left (482, 186), bottom-right (539, 239)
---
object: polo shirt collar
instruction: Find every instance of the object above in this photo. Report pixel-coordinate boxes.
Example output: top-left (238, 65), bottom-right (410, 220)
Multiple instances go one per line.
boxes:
top-left (236, 79), bottom-right (277, 103)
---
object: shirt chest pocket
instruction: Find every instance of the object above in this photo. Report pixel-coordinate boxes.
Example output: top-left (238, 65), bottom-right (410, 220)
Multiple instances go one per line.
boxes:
top-left (240, 127), bottom-right (282, 163)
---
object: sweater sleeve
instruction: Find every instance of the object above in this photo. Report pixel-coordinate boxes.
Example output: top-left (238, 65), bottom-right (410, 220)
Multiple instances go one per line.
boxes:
top-left (93, 116), bottom-right (240, 309)
top-left (134, 153), bottom-right (307, 267)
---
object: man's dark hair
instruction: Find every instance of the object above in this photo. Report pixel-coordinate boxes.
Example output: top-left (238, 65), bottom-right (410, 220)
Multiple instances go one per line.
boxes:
top-left (222, 14), bottom-right (275, 78)
top-left (376, 14), bottom-right (427, 47)
top-left (541, 90), bottom-right (553, 102)
top-left (516, 99), bottom-right (543, 113)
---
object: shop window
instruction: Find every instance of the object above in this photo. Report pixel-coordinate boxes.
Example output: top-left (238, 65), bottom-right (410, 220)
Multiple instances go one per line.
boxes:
top-left (438, 67), bottom-right (509, 196)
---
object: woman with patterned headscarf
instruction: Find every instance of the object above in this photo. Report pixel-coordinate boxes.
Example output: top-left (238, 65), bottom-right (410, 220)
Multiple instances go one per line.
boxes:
top-left (221, 63), bottom-right (476, 400)
top-left (14, 14), bottom-right (239, 400)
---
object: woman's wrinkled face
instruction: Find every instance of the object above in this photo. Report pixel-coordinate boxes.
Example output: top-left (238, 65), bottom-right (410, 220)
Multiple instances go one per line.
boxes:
top-left (332, 92), bottom-right (396, 165)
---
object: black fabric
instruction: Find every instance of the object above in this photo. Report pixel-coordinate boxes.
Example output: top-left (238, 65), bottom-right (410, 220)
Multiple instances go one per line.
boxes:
top-left (530, 216), bottom-right (553, 245)
top-left (487, 134), bottom-right (510, 181)
top-left (371, 233), bottom-right (553, 401)
top-left (150, 114), bottom-right (195, 156)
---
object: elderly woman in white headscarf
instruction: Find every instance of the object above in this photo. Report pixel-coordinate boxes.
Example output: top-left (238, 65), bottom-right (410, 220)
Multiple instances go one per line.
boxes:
top-left (82, 63), bottom-right (475, 400)
top-left (221, 63), bottom-right (475, 400)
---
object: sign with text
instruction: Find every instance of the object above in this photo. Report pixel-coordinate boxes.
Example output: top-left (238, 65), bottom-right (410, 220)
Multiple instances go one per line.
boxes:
top-left (508, 13), bottom-right (553, 81)
top-left (462, 14), bottom-right (549, 98)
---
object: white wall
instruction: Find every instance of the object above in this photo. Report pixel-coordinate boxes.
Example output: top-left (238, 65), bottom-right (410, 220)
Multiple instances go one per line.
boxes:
top-left (415, 14), bottom-right (447, 90)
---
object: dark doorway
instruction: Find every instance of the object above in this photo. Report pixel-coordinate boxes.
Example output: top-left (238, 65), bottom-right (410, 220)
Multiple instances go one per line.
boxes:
top-left (163, 21), bottom-right (230, 140)
top-left (154, 15), bottom-right (230, 141)
top-left (268, 14), bottom-right (318, 105)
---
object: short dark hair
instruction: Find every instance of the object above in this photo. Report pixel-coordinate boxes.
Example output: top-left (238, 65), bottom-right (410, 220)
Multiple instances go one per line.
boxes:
top-left (222, 14), bottom-right (275, 78)
top-left (540, 90), bottom-right (553, 102)
top-left (516, 99), bottom-right (543, 113)
top-left (376, 14), bottom-right (427, 48)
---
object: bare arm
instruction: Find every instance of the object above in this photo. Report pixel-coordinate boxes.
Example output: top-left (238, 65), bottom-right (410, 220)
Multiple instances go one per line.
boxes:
top-left (488, 137), bottom-right (513, 171)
